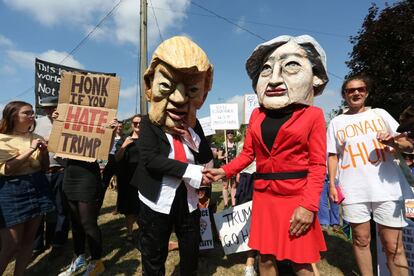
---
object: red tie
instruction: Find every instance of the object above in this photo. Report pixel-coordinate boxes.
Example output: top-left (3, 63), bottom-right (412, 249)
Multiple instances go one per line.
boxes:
top-left (173, 135), bottom-right (187, 162)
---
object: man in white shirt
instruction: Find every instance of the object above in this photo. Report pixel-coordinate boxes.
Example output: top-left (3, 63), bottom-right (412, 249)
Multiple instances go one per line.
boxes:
top-left (133, 36), bottom-right (213, 275)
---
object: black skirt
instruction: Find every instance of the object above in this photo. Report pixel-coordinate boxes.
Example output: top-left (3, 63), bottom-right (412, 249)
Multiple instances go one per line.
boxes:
top-left (63, 160), bottom-right (102, 203)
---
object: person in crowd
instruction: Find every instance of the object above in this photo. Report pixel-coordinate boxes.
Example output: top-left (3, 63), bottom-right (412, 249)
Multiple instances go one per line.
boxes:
top-left (133, 36), bottom-right (213, 276)
top-left (317, 175), bottom-right (340, 231)
top-left (114, 115), bottom-right (141, 242)
top-left (204, 35), bottom-right (329, 275)
top-left (33, 104), bottom-right (69, 257)
top-left (218, 130), bottom-right (238, 207)
top-left (55, 110), bottom-right (118, 276)
top-left (402, 152), bottom-right (414, 174)
top-left (234, 131), bottom-right (257, 276)
top-left (0, 101), bottom-right (54, 276)
top-left (327, 74), bottom-right (411, 275)
top-left (101, 120), bottom-right (124, 208)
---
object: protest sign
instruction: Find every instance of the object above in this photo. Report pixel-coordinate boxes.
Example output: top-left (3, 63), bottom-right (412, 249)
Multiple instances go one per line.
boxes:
top-left (48, 71), bottom-right (120, 162)
top-left (34, 58), bottom-right (115, 109)
top-left (210, 103), bottom-right (239, 130)
top-left (199, 116), bottom-right (215, 136)
top-left (213, 201), bottom-right (252, 255)
top-left (244, 94), bottom-right (259, 124)
top-left (199, 208), bottom-right (214, 250)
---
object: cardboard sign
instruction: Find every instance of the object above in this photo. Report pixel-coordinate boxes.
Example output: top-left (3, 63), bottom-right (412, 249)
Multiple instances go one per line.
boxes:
top-left (34, 58), bottom-right (115, 109)
top-left (199, 208), bottom-right (214, 250)
top-left (199, 117), bottom-right (215, 137)
top-left (210, 103), bottom-right (239, 130)
top-left (213, 201), bottom-right (252, 255)
top-left (244, 94), bottom-right (259, 124)
top-left (48, 72), bottom-right (120, 162)
top-left (406, 199), bottom-right (414, 218)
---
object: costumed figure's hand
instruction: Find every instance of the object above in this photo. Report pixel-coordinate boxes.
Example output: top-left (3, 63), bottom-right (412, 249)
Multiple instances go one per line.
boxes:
top-left (289, 206), bottom-right (314, 237)
top-left (203, 168), bottom-right (226, 182)
top-left (328, 185), bottom-right (338, 203)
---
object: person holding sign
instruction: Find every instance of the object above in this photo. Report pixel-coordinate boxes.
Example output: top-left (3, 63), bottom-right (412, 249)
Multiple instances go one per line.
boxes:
top-left (0, 101), bottom-right (54, 276)
top-left (218, 130), bottom-right (238, 208)
top-left (133, 36), bottom-right (213, 276)
top-left (204, 35), bottom-right (328, 275)
top-left (55, 110), bottom-right (118, 276)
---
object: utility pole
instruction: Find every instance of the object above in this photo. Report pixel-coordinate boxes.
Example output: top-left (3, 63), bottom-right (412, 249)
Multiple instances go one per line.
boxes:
top-left (139, 0), bottom-right (148, 115)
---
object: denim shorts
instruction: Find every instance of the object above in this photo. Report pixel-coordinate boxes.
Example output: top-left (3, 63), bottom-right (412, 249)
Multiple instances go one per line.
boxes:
top-left (0, 171), bottom-right (55, 228)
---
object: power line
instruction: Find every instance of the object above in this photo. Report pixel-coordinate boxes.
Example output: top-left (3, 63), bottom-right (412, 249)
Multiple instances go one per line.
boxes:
top-left (1, 0), bottom-right (124, 105)
top-left (148, 0), bottom-right (164, 42)
top-left (149, 6), bottom-right (348, 39)
top-left (61, 0), bottom-right (123, 64)
top-left (191, 1), bottom-right (267, 41)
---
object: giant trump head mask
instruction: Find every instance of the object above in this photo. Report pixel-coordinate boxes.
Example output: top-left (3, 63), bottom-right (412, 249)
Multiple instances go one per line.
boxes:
top-left (143, 36), bottom-right (213, 131)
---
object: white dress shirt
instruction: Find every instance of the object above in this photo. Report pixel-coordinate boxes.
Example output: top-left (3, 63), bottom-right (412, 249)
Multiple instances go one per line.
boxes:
top-left (139, 128), bottom-right (205, 214)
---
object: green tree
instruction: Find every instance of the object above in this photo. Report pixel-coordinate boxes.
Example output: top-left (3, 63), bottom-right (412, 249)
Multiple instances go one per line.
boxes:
top-left (346, 1), bottom-right (414, 119)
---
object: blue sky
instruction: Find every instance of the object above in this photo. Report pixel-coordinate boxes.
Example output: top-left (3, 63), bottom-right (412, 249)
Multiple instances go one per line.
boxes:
top-left (0, 0), bottom-right (398, 121)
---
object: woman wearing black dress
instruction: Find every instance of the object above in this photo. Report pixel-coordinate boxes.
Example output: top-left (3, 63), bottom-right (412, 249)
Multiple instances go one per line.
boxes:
top-left (114, 115), bottom-right (141, 241)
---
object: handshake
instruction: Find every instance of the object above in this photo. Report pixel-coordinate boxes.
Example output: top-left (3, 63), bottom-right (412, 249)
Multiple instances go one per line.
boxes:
top-left (200, 168), bottom-right (226, 186)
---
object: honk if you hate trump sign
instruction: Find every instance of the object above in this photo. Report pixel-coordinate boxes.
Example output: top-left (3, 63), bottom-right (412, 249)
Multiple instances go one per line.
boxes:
top-left (49, 71), bottom-right (120, 162)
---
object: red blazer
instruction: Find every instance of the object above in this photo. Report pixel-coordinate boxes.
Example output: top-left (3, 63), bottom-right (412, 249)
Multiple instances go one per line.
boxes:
top-left (223, 105), bottom-right (326, 212)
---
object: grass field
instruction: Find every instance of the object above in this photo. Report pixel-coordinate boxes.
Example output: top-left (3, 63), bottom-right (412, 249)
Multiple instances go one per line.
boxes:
top-left (4, 183), bottom-right (359, 275)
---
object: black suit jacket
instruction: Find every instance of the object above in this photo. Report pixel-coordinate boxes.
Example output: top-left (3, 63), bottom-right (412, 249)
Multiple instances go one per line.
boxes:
top-left (132, 115), bottom-right (213, 203)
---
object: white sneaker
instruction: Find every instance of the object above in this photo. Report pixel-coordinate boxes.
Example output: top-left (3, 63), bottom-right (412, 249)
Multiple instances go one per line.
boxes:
top-left (58, 254), bottom-right (87, 276)
top-left (244, 265), bottom-right (256, 276)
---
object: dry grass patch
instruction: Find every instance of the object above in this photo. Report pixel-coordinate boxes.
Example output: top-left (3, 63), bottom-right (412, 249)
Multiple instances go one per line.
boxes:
top-left (4, 183), bottom-right (358, 275)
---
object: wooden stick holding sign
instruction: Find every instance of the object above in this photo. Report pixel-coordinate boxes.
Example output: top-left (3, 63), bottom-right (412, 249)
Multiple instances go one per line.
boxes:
top-left (48, 71), bottom-right (120, 162)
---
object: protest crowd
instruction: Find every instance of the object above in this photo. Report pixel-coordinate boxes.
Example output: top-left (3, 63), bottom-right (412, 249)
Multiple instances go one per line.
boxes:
top-left (0, 33), bottom-right (414, 276)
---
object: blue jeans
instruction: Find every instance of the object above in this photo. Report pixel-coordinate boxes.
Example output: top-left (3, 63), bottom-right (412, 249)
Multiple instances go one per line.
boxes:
top-left (318, 179), bottom-right (340, 226)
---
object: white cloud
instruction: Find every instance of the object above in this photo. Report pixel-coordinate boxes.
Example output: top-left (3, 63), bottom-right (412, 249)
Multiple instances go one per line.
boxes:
top-left (7, 49), bottom-right (83, 69)
top-left (3, 0), bottom-right (112, 26)
top-left (0, 34), bottom-right (13, 47)
top-left (3, 0), bottom-right (191, 47)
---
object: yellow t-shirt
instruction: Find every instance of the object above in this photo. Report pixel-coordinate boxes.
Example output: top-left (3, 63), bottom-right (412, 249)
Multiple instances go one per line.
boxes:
top-left (0, 133), bottom-right (44, 176)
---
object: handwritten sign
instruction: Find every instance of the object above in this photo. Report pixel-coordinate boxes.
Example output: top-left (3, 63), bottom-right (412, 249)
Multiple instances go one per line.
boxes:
top-left (34, 58), bottom-right (114, 109)
top-left (210, 103), bottom-right (239, 130)
top-left (199, 117), bottom-right (215, 136)
top-left (48, 72), bottom-right (120, 162)
top-left (199, 208), bottom-right (214, 250)
top-left (244, 94), bottom-right (259, 124)
top-left (213, 201), bottom-right (252, 255)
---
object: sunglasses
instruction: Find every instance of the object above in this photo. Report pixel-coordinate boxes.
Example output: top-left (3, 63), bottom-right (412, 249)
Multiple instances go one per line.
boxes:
top-left (132, 121), bottom-right (140, 126)
top-left (344, 86), bottom-right (367, 94)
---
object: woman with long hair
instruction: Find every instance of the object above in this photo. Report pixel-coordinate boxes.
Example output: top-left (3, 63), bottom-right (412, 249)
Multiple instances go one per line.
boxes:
top-left (0, 101), bottom-right (54, 275)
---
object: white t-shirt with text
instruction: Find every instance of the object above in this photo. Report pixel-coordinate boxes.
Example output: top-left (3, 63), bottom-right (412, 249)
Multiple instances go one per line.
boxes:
top-left (327, 108), bottom-right (410, 204)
